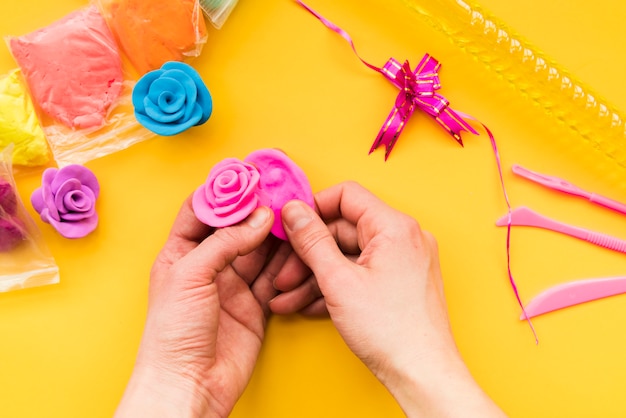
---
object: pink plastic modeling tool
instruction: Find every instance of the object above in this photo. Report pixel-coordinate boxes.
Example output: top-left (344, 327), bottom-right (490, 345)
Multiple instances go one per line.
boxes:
top-left (512, 164), bottom-right (626, 215)
top-left (521, 276), bottom-right (626, 319)
top-left (496, 207), bottom-right (626, 254)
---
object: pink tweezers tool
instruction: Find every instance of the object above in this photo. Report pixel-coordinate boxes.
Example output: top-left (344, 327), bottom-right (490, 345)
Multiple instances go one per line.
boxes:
top-left (497, 207), bottom-right (626, 254)
top-left (512, 164), bottom-right (626, 215)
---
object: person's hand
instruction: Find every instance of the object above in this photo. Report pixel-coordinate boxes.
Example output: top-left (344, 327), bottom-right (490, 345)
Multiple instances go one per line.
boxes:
top-left (271, 181), bottom-right (506, 417)
top-left (115, 196), bottom-right (280, 418)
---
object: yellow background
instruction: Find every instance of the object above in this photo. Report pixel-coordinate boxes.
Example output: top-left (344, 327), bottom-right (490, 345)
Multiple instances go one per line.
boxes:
top-left (2, 0), bottom-right (626, 416)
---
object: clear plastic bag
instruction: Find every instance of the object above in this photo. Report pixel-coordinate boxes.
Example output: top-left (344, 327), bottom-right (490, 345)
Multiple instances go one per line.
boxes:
top-left (96, 0), bottom-right (208, 75)
top-left (6, 5), bottom-right (155, 167)
top-left (0, 145), bottom-right (59, 292)
top-left (200, 0), bottom-right (239, 29)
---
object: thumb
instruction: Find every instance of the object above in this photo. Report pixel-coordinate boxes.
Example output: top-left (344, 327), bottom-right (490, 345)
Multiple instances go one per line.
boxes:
top-left (173, 206), bottom-right (274, 286)
top-left (281, 200), bottom-right (350, 282)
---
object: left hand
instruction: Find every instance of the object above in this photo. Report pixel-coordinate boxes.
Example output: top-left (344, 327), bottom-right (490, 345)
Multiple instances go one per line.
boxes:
top-left (115, 196), bottom-right (282, 418)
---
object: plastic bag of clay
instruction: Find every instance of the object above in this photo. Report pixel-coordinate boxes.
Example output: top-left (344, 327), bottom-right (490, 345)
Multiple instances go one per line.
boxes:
top-left (0, 69), bottom-right (50, 169)
top-left (0, 145), bottom-right (59, 292)
top-left (6, 5), bottom-right (155, 167)
top-left (200, 0), bottom-right (239, 29)
top-left (96, 0), bottom-right (208, 76)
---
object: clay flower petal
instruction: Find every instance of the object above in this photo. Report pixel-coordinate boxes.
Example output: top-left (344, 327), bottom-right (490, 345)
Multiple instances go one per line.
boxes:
top-left (50, 164), bottom-right (100, 198)
top-left (46, 212), bottom-right (98, 239)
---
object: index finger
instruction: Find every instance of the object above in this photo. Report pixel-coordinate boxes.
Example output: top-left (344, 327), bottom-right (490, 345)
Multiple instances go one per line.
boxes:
top-left (314, 181), bottom-right (407, 246)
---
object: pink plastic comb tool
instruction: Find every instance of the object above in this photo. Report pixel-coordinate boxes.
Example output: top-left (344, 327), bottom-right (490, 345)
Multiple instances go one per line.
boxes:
top-left (512, 164), bottom-right (626, 215)
top-left (496, 207), bottom-right (626, 254)
top-left (521, 276), bottom-right (626, 319)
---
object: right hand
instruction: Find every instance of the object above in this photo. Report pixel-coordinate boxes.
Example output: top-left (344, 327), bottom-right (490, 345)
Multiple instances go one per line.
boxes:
top-left (273, 181), bottom-right (455, 377)
top-left (272, 181), bottom-right (506, 417)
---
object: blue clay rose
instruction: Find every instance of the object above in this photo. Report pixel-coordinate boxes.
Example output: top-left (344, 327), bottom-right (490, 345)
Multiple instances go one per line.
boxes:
top-left (132, 61), bottom-right (213, 136)
top-left (31, 165), bottom-right (100, 239)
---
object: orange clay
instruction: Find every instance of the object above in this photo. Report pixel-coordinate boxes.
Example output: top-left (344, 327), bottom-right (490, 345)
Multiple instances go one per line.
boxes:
top-left (99, 0), bottom-right (208, 75)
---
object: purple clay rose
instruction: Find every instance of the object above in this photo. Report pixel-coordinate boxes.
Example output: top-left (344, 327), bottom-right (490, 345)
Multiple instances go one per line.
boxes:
top-left (31, 165), bottom-right (100, 239)
top-left (192, 158), bottom-right (266, 228)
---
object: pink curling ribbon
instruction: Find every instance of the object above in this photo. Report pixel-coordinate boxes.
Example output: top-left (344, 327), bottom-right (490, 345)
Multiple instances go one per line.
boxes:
top-left (296, 0), bottom-right (538, 342)
top-left (296, 0), bottom-right (477, 160)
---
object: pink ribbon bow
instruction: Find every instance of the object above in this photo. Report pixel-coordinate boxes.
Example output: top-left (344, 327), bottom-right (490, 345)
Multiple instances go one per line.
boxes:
top-left (373, 55), bottom-right (478, 159)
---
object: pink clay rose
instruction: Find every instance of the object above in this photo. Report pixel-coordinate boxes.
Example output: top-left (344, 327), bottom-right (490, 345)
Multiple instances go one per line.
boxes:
top-left (192, 158), bottom-right (266, 228)
top-left (192, 149), bottom-right (314, 240)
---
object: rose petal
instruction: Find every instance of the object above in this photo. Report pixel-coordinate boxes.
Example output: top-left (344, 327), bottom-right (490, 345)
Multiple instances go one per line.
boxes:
top-left (134, 112), bottom-right (167, 135)
top-left (215, 171), bottom-right (261, 209)
top-left (54, 178), bottom-right (82, 214)
top-left (193, 158), bottom-right (263, 227)
top-left (213, 169), bottom-right (240, 193)
top-left (192, 186), bottom-right (258, 228)
top-left (208, 162), bottom-right (260, 207)
top-left (30, 187), bottom-right (45, 214)
top-left (144, 95), bottom-right (185, 123)
top-left (132, 69), bottom-right (164, 114)
top-left (196, 85), bottom-right (212, 124)
top-left (157, 90), bottom-right (185, 114)
top-left (60, 208), bottom-right (96, 221)
top-left (212, 169), bottom-right (254, 198)
top-left (165, 69), bottom-right (198, 122)
top-left (147, 77), bottom-right (186, 114)
top-left (51, 165), bottom-right (100, 198)
top-left (187, 102), bottom-right (206, 126)
top-left (147, 76), bottom-right (183, 103)
top-left (59, 185), bottom-right (96, 218)
top-left (203, 160), bottom-right (244, 207)
top-left (47, 213), bottom-right (98, 239)
top-left (39, 207), bottom-right (52, 224)
top-left (212, 170), bottom-right (246, 204)
top-left (40, 168), bottom-right (60, 221)
top-left (161, 62), bottom-right (212, 123)
top-left (213, 193), bottom-right (257, 216)
top-left (62, 189), bottom-right (94, 214)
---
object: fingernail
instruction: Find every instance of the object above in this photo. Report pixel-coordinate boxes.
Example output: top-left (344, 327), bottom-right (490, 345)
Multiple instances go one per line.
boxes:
top-left (283, 200), bottom-right (313, 232)
top-left (247, 207), bottom-right (270, 228)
